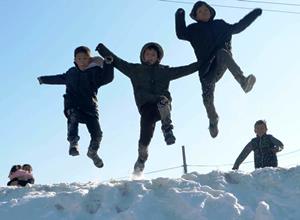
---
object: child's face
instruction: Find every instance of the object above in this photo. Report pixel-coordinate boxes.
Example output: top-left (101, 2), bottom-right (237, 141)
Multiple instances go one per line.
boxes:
top-left (22, 165), bottom-right (32, 173)
top-left (143, 48), bottom-right (159, 65)
top-left (254, 124), bottom-right (267, 137)
top-left (195, 5), bottom-right (211, 22)
top-left (75, 52), bottom-right (91, 70)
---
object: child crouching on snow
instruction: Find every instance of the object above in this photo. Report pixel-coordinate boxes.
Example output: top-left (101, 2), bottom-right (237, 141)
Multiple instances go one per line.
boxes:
top-left (7, 164), bottom-right (35, 186)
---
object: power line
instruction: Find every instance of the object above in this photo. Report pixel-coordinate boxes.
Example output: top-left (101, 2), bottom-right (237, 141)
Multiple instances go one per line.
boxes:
top-left (277, 148), bottom-right (300, 157)
top-left (101, 165), bottom-right (183, 182)
top-left (144, 165), bottom-right (183, 174)
top-left (235, 0), bottom-right (300, 7)
top-left (158, 0), bottom-right (300, 15)
top-left (188, 148), bottom-right (300, 168)
top-left (101, 148), bottom-right (300, 182)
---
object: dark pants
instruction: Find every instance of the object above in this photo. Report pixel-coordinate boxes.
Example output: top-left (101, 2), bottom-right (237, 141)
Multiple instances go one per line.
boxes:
top-left (67, 109), bottom-right (102, 150)
top-left (7, 178), bottom-right (34, 186)
top-left (200, 49), bottom-right (245, 121)
top-left (137, 98), bottom-right (173, 162)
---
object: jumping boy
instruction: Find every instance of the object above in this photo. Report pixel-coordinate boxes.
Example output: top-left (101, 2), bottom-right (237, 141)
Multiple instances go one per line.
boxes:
top-left (232, 120), bottom-right (284, 170)
top-left (175, 1), bottom-right (262, 138)
top-left (96, 42), bottom-right (201, 174)
top-left (38, 46), bottom-right (114, 168)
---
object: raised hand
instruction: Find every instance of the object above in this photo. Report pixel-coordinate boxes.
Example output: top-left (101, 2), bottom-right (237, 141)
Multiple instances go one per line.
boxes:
top-left (37, 76), bottom-right (43, 85)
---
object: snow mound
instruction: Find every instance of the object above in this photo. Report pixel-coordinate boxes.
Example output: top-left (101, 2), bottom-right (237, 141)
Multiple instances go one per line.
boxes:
top-left (1, 166), bottom-right (300, 220)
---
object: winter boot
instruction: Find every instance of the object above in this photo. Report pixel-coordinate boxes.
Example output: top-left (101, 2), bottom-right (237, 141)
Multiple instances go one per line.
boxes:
top-left (208, 116), bottom-right (219, 138)
top-left (87, 140), bottom-right (103, 168)
top-left (134, 158), bottom-right (145, 174)
top-left (69, 142), bottom-right (80, 156)
top-left (163, 128), bottom-right (176, 145)
top-left (87, 148), bottom-right (104, 168)
top-left (241, 74), bottom-right (256, 93)
top-left (133, 144), bottom-right (148, 173)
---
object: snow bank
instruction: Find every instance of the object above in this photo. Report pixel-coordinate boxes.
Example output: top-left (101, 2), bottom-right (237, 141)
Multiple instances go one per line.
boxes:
top-left (1, 166), bottom-right (300, 220)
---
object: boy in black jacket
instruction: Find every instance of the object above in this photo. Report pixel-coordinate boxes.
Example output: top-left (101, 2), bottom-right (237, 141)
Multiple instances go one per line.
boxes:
top-left (96, 42), bottom-right (201, 174)
top-left (38, 46), bottom-right (114, 168)
top-left (232, 120), bottom-right (284, 170)
top-left (175, 1), bottom-right (262, 138)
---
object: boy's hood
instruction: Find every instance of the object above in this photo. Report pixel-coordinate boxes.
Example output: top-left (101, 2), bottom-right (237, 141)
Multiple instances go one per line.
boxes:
top-left (86, 56), bottom-right (104, 69)
top-left (140, 42), bottom-right (164, 65)
top-left (74, 56), bottom-right (104, 70)
top-left (190, 1), bottom-right (216, 22)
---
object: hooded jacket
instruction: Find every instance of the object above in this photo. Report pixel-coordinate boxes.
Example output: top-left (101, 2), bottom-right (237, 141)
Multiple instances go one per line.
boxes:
top-left (96, 43), bottom-right (200, 113)
top-left (38, 57), bottom-right (114, 118)
top-left (175, 1), bottom-right (262, 76)
top-left (233, 134), bottom-right (284, 169)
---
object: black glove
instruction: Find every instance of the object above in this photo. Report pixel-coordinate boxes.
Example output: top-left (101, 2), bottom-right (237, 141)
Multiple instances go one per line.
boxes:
top-left (37, 77), bottom-right (43, 85)
top-left (176, 8), bottom-right (185, 16)
top-left (104, 56), bottom-right (113, 64)
top-left (95, 43), bottom-right (104, 52)
top-left (253, 8), bottom-right (262, 16)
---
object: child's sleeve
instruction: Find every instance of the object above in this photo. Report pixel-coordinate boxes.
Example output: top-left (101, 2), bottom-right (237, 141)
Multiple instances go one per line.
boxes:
top-left (269, 135), bottom-right (284, 152)
top-left (231, 8), bottom-right (262, 34)
top-left (175, 8), bottom-right (190, 41)
top-left (167, 61), bottom-right (201, 80)
top-left (38, 73), bottom-right (67, 85)
top-left (96, 63), bottom-right (114, 87)
top-left (96, 43), bottom-right (133, 78)
top-left (232, 142), bottom-right (253, 170)
top-left (9, 170), bottom-right (32, 180)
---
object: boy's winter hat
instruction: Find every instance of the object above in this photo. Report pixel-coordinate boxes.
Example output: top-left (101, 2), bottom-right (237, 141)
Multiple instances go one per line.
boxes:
top-left (190, 1), bottom-right (216, 21)
top-left (74, 46), bottom-right (91, 57)
top-left (140, 42), bottom-right (164, 64)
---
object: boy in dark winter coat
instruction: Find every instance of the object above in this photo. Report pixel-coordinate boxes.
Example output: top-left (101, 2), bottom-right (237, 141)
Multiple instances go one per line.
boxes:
top-left (96, 42), bottom-right (201, 174)
top-left (175, 1), bottom-right (262, 138)
top-left (232, 120), bottom-right (284, 170)
top-left (38, 46), bottom-right (114, 168)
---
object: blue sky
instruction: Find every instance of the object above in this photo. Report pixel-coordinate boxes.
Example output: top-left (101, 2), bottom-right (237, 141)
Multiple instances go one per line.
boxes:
top-left (1, 0), bottom-right (300, 185)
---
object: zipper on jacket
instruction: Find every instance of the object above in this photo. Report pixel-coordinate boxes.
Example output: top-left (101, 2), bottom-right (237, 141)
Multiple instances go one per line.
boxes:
top-left (259, 137), bottom-right (263, 167)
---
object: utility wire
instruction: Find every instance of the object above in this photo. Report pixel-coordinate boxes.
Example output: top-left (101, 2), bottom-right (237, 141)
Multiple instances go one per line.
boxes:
top-left (101, 148), bottom-right (300, 182)
top-left (277, 148), bottom-right (300, 157)
top-left (188, 148), bottom-right (300, 168)
top-left (144, 165), bottom-right (183, 174)
top-left (102, 165), bottom-right (183, 182)
top-left (235, 0), bottom-right (300, 7)
top-left (158, 0), bottom-right (300, 14)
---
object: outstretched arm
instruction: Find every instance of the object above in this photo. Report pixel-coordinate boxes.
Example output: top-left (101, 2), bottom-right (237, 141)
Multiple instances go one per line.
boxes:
top-left (96, 43), bottom-right (132, 78)
top-left (232, 142), bottom-right (253, 170)
top-left (167, 61), bottom-right (201, 80)
top-left (175, 8), bottom-right (190, 41)
top-left (231, 8), bottom-right (262, 34)
top-left (37, 74), bottom-right (66, 85)
top-left (96, 57), bottom-right (114, 87)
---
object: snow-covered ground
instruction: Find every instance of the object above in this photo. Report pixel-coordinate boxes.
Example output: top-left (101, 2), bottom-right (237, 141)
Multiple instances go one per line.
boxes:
top-left (1, 166), bottom-right (300, 220)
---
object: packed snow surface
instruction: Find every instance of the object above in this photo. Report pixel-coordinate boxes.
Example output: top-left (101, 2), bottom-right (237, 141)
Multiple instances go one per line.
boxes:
top-left (1, 166), bottom-right (300, 220)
